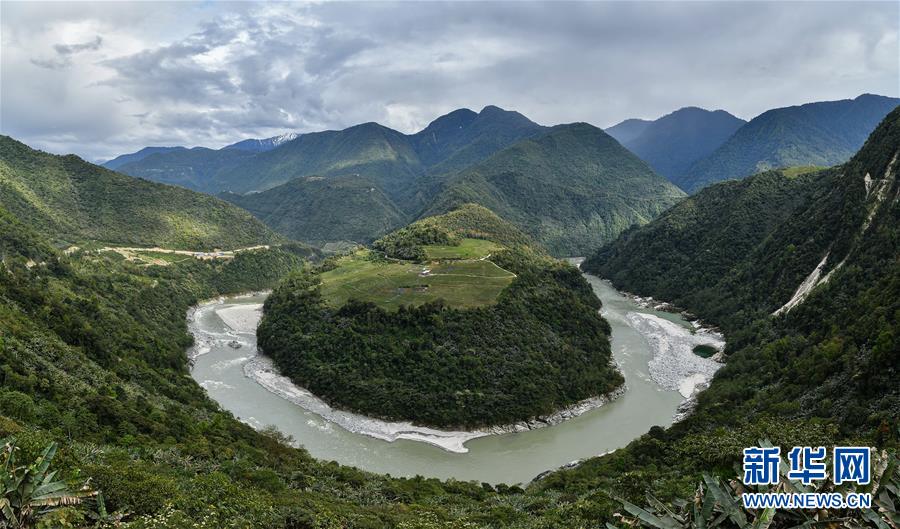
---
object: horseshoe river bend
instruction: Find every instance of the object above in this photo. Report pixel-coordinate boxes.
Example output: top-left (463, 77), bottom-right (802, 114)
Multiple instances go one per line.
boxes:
top-left (187, 261), bottom-right (725, 485)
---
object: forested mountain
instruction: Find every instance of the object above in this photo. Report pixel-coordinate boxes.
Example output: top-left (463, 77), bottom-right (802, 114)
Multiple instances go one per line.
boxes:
top-left (109, 106), bottom-right (544, 199)
top-left (409, 202), bottom-right (538, 249)
top-left (584, 166), bottom-right (828, 330)
top-left (583, 107), bottom-right (900, 433)
top-left (222, 132), bottom-right (301, 153)
top-left (258, 205), bottom-right (623, 427)
top-left (411, 105), bottom-right (547, 174)
top-left (608, 107), bottom-right (746, 188)
top-left (216, 121), bottom-right (425, 195)
top-left (680, 93), bottom-right (899, 192)
top-left (154, 106), bottom-right (679, 253)
top-left (102, 146), bottom-right (184, 170)
top-left (0, 136), bottom-right (280, 249)
top-left (112, 146), bottom-right (258, 193)
top-left (424, 122), bottom-right (685, 255)
top-left (220, 174), bottom-right (408, 245)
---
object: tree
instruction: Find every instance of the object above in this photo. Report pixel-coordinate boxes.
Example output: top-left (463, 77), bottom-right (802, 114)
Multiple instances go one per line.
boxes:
top-left (1, 438), bottom-right (95, 528)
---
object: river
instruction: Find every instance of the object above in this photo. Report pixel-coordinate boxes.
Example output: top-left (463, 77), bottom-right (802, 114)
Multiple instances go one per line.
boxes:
top-left (188, 266), bottom-right (723, 485)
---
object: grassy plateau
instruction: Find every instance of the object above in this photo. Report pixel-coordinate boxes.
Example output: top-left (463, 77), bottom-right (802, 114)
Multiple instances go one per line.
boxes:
top-left (319, 241), bottom-right (515, 310)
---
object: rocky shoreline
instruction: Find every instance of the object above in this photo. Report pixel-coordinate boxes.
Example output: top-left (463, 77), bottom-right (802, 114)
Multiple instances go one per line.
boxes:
top-left (626, 312), bottom-right (724, 399)
top-left (617, 289), bottom-right (725, 343)
top-left (189, 294), bottom-right (628, 453)
top-left (245, 353), bottom-right (627, 453)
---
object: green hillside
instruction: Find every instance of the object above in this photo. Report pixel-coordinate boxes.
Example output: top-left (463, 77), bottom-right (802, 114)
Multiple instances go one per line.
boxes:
top-left (0, 206), bottom-right (505, 527)
top-left (583, 167), bottom-right (829, 331)
top-left (318, 249), bottom-right (515, 310)
top-left (681, 93), bottom-right (899, 192)
top-left (112, 147), bottom-right (255, 192)
top-left (312, 205), bottom-right (532, 309)
top-left (375, 202), bottom-right (538, 259)
top-left (220, 174), bottom-right (408, 245)
top-left (0, 136), bottom-right (281, 250)
top-left (424, 123), bottom-right (686, 255)
top-left (584, 106), bottom-right (900, 431)
top-left (258, 206), bottom-right (623, 428)
top-left (217, 122), bottom-right (425, 196)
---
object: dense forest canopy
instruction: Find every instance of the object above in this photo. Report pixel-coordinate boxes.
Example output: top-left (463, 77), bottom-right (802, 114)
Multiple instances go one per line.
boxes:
top-left (584, 105), bottom-right (900, 438)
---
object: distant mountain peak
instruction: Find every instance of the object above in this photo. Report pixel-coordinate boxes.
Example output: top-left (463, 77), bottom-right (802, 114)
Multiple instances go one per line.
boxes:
top-left (418, 108), bottom-right (478, 134)
top-left (270, 132), bottom-right (300, 146)
top-left (680, 93), bottom-right (900, 193)
top-left (607, 106), bottom-right (746, 185)
top-left (101, 146), bottom-right (186, 170)
top-left (479, 104), bottom-right (506, 114)
top-left (222, 132), bottom-right (300, 153)
top-left (604, 118), bottom-right (653, 145)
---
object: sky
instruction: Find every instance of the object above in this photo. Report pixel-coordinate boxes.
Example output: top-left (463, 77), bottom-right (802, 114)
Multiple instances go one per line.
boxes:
top-left (2, 1), bottom-right (898, 162)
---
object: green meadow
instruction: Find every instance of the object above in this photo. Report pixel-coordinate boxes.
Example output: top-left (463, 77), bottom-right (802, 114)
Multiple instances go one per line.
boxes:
top-left (318, 248), bottom-right (515, 310)
top-left (422, 238), bottom-right (499, 259)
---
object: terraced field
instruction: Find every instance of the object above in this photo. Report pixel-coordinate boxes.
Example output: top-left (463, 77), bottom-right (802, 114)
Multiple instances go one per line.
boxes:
top-left (319, 245), bottom-right (515, 310)
top-left (422, 238), bottom-right (499, 259)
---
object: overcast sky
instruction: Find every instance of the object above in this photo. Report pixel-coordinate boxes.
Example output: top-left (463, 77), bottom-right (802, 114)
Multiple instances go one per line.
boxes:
top-left (2, 1), bottom-right (898, 162)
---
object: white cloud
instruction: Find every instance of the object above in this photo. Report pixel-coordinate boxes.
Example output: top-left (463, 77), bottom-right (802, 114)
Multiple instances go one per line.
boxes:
top-left (1, 1), bottom-right (897, 162)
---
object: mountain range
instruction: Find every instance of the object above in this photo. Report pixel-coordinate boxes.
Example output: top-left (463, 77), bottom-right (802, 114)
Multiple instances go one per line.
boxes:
top-left (607, 94), bottom-right (899, 193)
top-left (108, 106), bottom-right (546, 197)
top-left (105, 95), bottom-right (899, 255)
top-left (108, 106), bottom-right (682, 255)
top-left (606, 107), bottom-right (746, 184)
top-left (678, 93), bottom-right (899, 192)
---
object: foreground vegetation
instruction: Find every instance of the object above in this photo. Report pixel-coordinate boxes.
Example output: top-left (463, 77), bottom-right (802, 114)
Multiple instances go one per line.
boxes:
top-left (259, 208), bottom-right (624, 427)
top-left (1, 207), bottom-right (515, 527)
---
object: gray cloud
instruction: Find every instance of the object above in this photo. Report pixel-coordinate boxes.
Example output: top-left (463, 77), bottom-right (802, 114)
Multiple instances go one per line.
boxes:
top-left (1, 1), bottom-right (897, 162)
top-left (31, 35), bottom-right (102, 69)
top-left (54, 36), bottom-right (103, 55)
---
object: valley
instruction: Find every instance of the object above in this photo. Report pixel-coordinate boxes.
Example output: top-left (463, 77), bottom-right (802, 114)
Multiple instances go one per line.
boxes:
top-left (1, 64), bottom-right (897, 527)
top-left (3, 0), bottom-right (900, 525)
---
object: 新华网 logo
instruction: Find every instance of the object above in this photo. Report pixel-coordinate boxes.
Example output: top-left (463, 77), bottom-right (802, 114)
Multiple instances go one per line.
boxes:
top-left (740, 446), bottom-right (872, 510)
